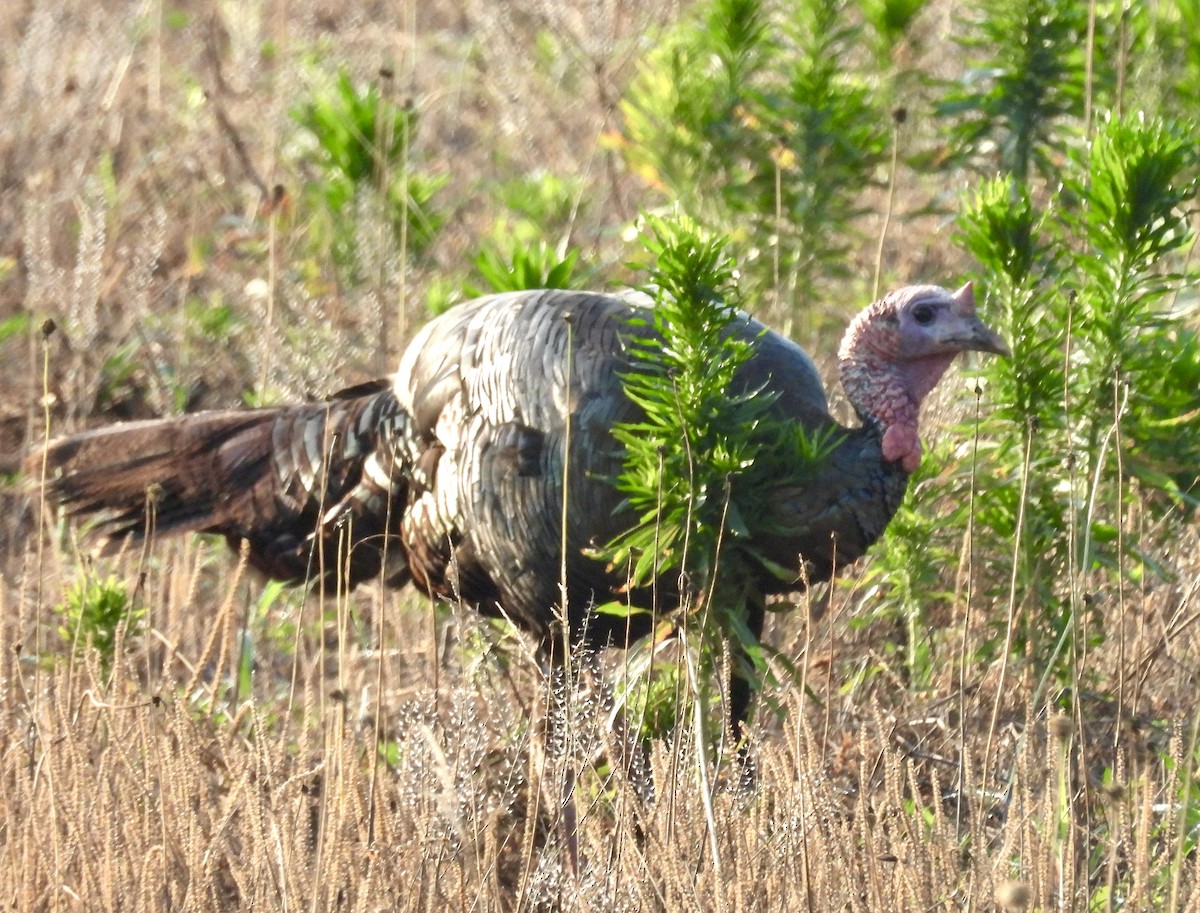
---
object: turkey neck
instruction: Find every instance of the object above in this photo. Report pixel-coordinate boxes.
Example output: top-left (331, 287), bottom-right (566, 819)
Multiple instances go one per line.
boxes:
top-left (761, 422), bottom-right (910, 590)
top-left (838, 348), bottom-right (956, 443)
top-left (756, 305), bottom-right (948, 589)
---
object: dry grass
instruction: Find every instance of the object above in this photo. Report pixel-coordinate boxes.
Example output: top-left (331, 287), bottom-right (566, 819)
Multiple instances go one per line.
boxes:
top-left (2, 1), bottom-right (1199, 910)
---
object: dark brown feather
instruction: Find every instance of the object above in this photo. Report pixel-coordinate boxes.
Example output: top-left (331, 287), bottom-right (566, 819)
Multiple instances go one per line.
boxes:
top-left (33, 388), bottom-right (413, 592)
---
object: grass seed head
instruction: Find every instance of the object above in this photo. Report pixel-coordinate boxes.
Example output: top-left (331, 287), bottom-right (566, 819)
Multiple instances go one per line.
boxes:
top-left (1048, 713), bottom-right (1073, 743)
top-left (995, 879), bottom-right (1031, 910)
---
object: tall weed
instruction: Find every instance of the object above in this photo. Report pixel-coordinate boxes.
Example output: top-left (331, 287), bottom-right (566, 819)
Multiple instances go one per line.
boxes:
top-left (952, 113), bottom-right (1198, 681)
top-left (619, 0), bottom-right (888, 316)
top-left (938, 0), bottom-right (1090, 181)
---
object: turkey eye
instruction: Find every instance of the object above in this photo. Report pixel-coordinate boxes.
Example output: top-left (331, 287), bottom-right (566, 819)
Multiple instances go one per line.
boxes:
top-left (912, 303), bottom-right (935, 325)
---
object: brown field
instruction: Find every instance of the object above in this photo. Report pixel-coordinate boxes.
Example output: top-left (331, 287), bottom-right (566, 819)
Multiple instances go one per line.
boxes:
top-left (1, 1), bottom-right (1198, 910)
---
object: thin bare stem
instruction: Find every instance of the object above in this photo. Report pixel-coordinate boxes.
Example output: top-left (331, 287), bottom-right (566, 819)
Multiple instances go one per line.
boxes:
top-left (872, 113), bottom-right (902, 302)
top-left (981, 420), bottom-right (1034, 817)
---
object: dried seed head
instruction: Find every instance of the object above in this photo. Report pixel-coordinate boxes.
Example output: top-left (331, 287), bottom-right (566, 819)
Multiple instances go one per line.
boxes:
top-left (995, 879), bottom-right (1031, 910)
top-left (1048, 713), bottom-right (1073, 743)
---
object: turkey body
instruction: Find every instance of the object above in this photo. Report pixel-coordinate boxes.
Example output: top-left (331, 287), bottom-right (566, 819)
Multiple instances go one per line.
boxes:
top-left (391, 288), bottom-right (901, 649)
top-left (34, 286), bottom-right (1006, 691)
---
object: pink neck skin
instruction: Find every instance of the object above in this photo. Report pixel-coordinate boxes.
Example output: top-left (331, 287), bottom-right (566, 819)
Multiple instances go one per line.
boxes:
top-left (838, 305), bottom-right (957, 473)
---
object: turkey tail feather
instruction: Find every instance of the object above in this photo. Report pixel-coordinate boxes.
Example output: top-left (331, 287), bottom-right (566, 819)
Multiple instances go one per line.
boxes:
top-left (32, 412), bottom-right (281, 538)
top-left (29, 385), bottom-right (412, 592)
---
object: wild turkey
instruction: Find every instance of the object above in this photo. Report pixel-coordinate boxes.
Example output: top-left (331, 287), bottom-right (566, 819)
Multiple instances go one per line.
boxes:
top-left (29, 283), bottom-right (1008, 735)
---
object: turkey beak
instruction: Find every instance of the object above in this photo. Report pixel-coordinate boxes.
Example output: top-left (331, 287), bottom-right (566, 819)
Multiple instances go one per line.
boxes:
top-left (949, 281), bottom-right (1012, 358)
top-left (958, 318), bottom-right (1011, 359)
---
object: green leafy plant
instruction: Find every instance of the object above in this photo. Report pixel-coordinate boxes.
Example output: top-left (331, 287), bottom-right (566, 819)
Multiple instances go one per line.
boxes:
top-left (468, 238), bottom-right (580, 295)
top-left (945, 113), bottom-right (1199, 682)
top-left (619, 0), bottom-right (888, 315)
top-left (618, 0), bottom-right (771, 218)
top-left (858, 0), bottom-right (931, 62)
top-left (767, 0), bottom-right (890, 309)
top-left (600, 214), bottom-right (835, 742)
top-left (937, 0), bottom-right (1090, 182)
top-left (0, 311), bottom-right (29, 343)
top-left (1063, 114), bottom-right (1200, 493)
top-left (955, 176), bottom-right (1074, 652)
top-left (1125, 1), bottom-right (1200, 121)
top-left (291, 69), bottom-right (445, 275)
top-left (440, 169), bottom-right (589, 304)
top-left (861, 113), bottom-right (1196, 689)
top-left (494, 170), bottom-right (583, 233)
top-left (853, 446), bottom-right (960, 689)
top-left (56, 575), bottom-right (144, 674)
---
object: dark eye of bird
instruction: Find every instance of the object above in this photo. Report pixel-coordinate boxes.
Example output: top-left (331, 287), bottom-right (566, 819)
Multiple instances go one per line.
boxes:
top-left (912, 303), bottom-right (935, 325)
